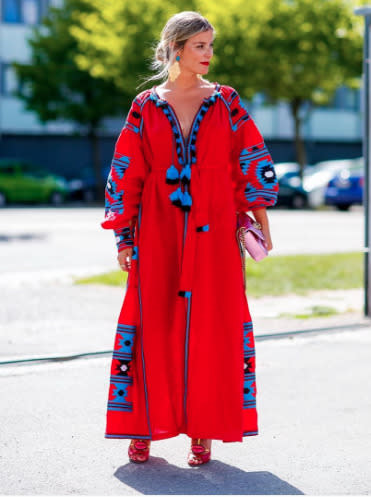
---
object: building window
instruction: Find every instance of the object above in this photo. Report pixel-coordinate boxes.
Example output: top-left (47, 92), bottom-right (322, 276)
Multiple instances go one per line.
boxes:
top-left (2, 0), bottom-right (41, 24)
top-left (3, 0), bottom-right (20, 22)
top-left (323, 85), bottom-right (361, 112)
top-left (48, 0), bottom-right (63, 7)
top-left (22, 0), bottom-right (39, 24)
top-left (1, 64), bottom-right (20, 96)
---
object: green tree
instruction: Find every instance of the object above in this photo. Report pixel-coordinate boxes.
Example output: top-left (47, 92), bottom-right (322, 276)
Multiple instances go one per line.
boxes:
top-left (204, 0), bottom-right (365, 175)
top-left (13, 0), bottom-right (125, 201)
top-left (70, 0), bottom-right (365, 176)
top-left (70, 0), bottom-right (197, 99)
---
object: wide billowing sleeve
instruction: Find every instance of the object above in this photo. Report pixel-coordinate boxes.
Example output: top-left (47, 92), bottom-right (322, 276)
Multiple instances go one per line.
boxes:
top-left (229, 89), bottom-right (279, 212)
top-left (101, 96), bottom-right (149, 252)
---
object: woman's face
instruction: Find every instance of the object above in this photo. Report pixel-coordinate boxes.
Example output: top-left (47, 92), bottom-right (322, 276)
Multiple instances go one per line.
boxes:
top-left (178, 29), bottom-right (214, 76)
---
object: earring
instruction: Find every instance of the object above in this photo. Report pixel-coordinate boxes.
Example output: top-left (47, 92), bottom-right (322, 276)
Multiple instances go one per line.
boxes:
top-left (169, 54), bottom-right (181, 82)
top-left (197, 74), bottom-right (202, 79)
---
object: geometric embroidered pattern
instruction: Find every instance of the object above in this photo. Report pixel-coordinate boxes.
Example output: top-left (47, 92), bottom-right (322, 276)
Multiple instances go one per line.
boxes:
top-left (107, 324), bottom-right (136, 413)
top-left (150, 85), bottom-right (221, 214)
top-left (239, 143), bottom-right (278, 207)
top-left (243, 321), bottom-right (257, 409)
top-left (239, 142), bottom-right (270, 175)
top-left (103, 93), bottom-right (147, 223)
top-left (221, 85), bottom-right (279, 211)
top-left (224, 88), bottom-right (251, 132)
top-left (104, 154), bottom-right (131, 217)
top-left (114, 226), bottom-right (134, 252)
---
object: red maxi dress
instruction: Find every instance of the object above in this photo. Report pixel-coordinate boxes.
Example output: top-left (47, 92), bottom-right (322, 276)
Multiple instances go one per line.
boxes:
top-left (101, 82), bottom-right (279, 442)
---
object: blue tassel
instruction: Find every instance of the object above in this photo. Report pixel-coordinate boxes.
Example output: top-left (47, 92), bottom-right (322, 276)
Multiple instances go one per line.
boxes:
top-left (165, 164), bottom-right (179, 184)
top-left (169, 187), bottom-right (183, 207)
top-left (180, 163), bottom-right (191, 185)
top-left (196, 224), bottom-right (209, 232)
top-left (180, 190), bottom-right (192, 211)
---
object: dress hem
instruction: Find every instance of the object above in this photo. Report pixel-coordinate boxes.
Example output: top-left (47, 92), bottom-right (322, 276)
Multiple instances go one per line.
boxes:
top-left (104, 429), bottom-right (259, 442)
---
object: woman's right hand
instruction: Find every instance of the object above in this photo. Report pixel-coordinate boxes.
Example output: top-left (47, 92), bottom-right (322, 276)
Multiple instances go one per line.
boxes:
top-left (117, 247), bottom-right (133, 272)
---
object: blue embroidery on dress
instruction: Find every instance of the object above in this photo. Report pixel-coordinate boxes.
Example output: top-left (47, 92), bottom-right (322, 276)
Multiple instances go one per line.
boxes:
top-left (256, 159), bottom-right (278, 188)
top-left (115, 227), bottom-right (134, 251)
top-left (239, 142), bottom-right (270, 175)
top-left (151, 85), bottom-right (221, 212)
top-left (132, 245), bottom-right (138, 260)
top-left (243, 321), bottom-right (257, 409)
top-left (244, 189), bottom-right (278, 204)
top-left (243, 375), bottom-right (257, 408)
top-left (112, 154), bottom-right (131, 179)
top-left (108, 324), bottom-right (137, 413)
top-left (108, 381), bottom-right (133, 412)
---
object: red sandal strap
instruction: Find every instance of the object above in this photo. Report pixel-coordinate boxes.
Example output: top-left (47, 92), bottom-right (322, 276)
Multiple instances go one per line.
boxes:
top-left (133, 440), bottom-right (149, 450)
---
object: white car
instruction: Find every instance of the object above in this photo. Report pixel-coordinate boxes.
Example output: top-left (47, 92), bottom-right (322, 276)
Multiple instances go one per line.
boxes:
top-left (303, 158), bottom-right (362, 208)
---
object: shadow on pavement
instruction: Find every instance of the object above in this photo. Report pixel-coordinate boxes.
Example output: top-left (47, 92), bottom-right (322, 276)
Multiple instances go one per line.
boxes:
top-left (114, 457), bottom-right (304, 495)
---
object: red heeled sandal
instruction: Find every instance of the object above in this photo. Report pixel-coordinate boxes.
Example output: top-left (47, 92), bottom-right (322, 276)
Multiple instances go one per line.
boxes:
top-left (187, 438), bottom-right (211, 466)
top-left (128, 439), bottom-right (151, 463)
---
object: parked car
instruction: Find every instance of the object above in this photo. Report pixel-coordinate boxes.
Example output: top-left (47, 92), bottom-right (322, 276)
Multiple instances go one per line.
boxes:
top-left (325, 157), bottom-right (364, 210)
top-left (67, 165), bottom-right (110, 202)
top-left (0, 158), bottom-right (68, 207)
top-left (275, 158), bottom-right (363, 209)
top-left (303, 158), bottom-right (360, 208)
top-left (276, 170), bottom-right (309, 208)
top-left (274, 162), bottom-right (300, 180)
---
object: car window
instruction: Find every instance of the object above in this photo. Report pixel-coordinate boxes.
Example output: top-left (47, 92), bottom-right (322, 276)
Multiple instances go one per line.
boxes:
top-left (20, 163), bottom-right (47, 177)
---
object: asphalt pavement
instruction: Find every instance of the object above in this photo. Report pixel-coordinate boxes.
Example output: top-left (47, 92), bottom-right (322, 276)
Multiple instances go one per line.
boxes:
top-left (1, 206), bottom-right (370, 495)
top-left (0, 325), bottom-right (370, 494)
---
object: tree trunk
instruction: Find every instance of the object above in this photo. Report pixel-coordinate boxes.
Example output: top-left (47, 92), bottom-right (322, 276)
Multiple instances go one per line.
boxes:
top-left (88, 125), bottom-right (105, 203)
top-left (290, 98), bottom-right (307, 180)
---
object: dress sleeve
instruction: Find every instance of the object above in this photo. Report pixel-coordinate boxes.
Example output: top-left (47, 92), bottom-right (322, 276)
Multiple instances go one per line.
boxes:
top-left (229, 89), bottom-right (279, 212)
top-left (101, 96), bottom-right (149, 252)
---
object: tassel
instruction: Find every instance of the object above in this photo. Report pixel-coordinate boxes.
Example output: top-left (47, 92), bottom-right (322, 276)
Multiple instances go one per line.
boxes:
top-left (165, 164), bottom-right (180, 184)
top-left (180, 163), bottom-right (191, 185)
top-left (180, 190), bottom-right (192, 211)
top-left (196, 224), bottom-right (209, 232)
top-left (169, 186), bottom-right (183, 206)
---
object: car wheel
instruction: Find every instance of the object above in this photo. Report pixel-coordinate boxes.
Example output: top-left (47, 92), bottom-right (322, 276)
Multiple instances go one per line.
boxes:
top-left (336, 204), bottom-right (351, 211)
top-left (0, 191), bottom-right (6, 207)
top-left (49, 191), bottom-right (64, 206)
top-left (291, 194), bottom-right (306, 209)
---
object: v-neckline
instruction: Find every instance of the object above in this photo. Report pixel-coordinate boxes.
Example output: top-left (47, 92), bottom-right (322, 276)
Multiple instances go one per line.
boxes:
top-left (153, 82), bottom-right (220, 144)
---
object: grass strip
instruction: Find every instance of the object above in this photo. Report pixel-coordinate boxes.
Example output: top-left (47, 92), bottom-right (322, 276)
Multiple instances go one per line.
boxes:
top-left (75, 252), bottom-right (363, 298)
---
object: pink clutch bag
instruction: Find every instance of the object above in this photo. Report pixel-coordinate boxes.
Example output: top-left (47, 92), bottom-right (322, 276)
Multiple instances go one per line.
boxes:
top-left (236, 212), bottom-right (268, 262)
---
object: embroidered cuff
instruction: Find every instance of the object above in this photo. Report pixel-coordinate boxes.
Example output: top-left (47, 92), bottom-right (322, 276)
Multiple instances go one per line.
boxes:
top-left (114, 226), bottom-right (135, 253)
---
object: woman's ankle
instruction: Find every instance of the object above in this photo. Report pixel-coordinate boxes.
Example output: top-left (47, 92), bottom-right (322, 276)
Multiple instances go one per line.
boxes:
top-left (191, 437), bottom-right (212, 449)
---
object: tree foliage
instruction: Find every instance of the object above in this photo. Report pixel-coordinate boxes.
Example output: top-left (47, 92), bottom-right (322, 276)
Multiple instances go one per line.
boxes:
top-left (70, 0), bottom-right (366, 171)
top-left (12, 0), bottom-right (125, 200)
top-left (70, 0), bottom-right (198, 107)
top-left (203, 0), bottom-right (365, 171)
top-left (14, 0), bottom-right (367, 182)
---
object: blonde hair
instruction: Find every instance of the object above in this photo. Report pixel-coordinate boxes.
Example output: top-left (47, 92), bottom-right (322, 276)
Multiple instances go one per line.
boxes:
top-left (137, 11), bottom-right (215, 89)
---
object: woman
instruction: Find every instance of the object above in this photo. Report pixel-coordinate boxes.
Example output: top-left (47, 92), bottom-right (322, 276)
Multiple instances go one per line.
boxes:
top-left (101, 11), bottom-right (279, 466)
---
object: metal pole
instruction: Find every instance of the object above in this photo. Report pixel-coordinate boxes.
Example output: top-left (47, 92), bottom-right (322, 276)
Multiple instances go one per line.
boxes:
top-left (355, 7), bottom-right (371, 316)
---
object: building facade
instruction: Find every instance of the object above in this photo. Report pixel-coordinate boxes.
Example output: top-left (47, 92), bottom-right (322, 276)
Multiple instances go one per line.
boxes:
top-left (0, 0), bottom-right (363, 179)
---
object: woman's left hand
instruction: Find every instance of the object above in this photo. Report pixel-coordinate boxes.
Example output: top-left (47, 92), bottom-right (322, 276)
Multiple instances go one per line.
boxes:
top-left (261, 225), bottom-right (273, 251)
top-left (249, 207), bottom-right (273, 252)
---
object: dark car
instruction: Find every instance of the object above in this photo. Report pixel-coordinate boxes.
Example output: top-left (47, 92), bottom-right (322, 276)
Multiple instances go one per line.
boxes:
top-left (276, 171), bottom-right (308, 209)
top-left (0, 158), bottom-right (68, 207)
top-left (67, 165), bottom-right (111, 202)
top-left (325, 158), bottom-right (364, 210)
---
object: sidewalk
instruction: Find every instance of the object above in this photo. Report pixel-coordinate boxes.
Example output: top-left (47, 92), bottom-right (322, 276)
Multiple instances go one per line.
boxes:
top-left (1, 269), bottom-right (370, 494)
top-left (0, 269), bottom-right (368, 361)
top-left (0, 324), bottom-right (370, 494)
